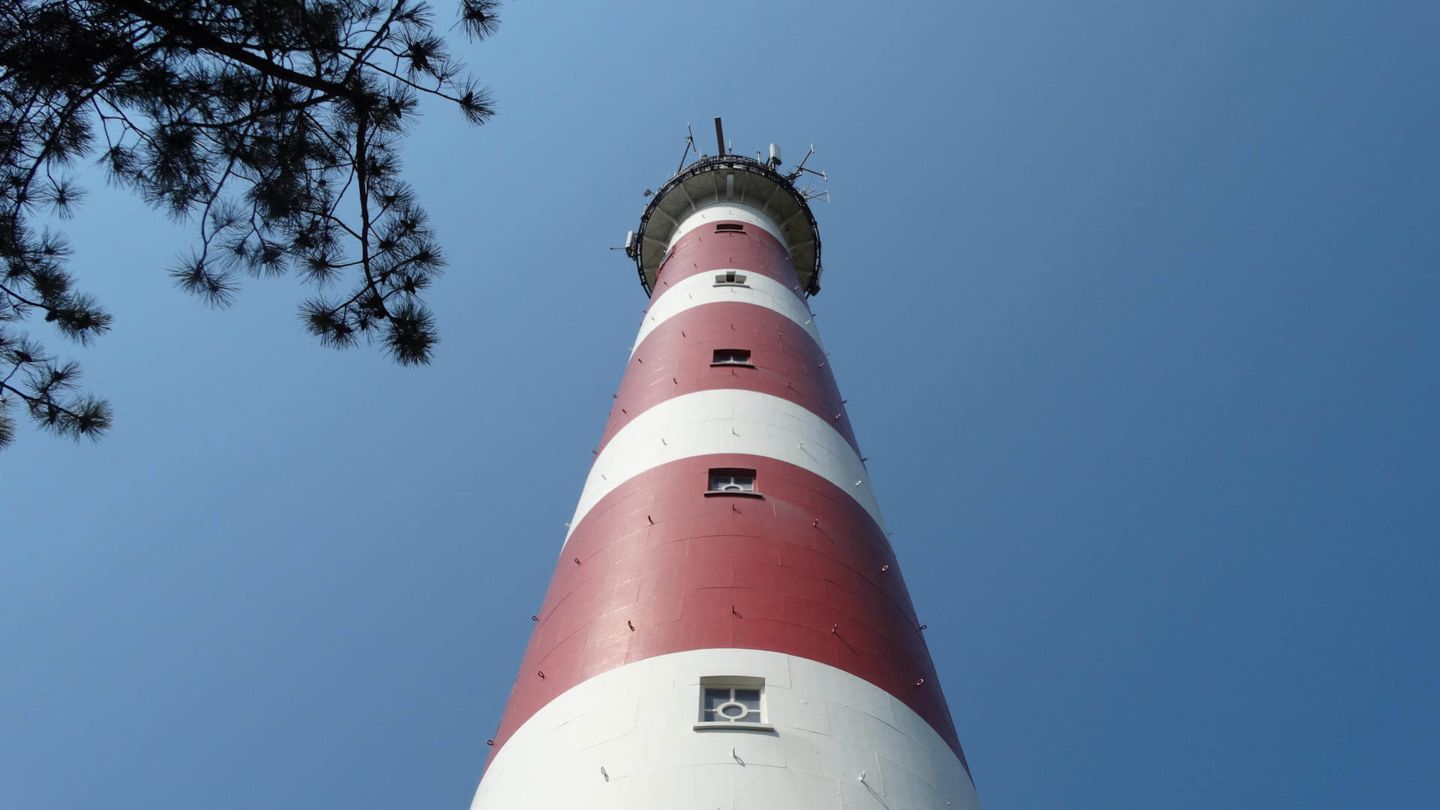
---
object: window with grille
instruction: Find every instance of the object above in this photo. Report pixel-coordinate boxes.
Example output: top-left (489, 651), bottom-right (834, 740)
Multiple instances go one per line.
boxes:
top-left (714, 270), bottom-right (748, 287)
top-left (695, 676), bottom-right (769, 730)
top-left (707, 468), bottom-right (757, 495)
top-left (711, 348), bottom-right (752, 367)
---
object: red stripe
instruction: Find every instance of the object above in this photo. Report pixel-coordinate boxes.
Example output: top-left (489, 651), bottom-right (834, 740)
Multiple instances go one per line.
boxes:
top-left (488, 455), bottom-right (970, 774)
top-left (602, 303), bottom-right (858, 453)
top-left (651, 221), bottom-right (806, 297)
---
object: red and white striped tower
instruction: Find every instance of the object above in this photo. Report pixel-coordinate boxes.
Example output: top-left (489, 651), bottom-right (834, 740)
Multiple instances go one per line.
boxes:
top-left (472, 131), bottom-right (979, 810)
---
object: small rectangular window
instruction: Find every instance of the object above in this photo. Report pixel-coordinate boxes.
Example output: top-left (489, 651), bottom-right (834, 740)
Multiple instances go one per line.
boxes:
top-left (711, 348), bottom-right (753, 367)
top-left (707, 468), bottom-right (759, 496)
top-left (714, 223), bottom-right (746, 233)
top-left (714, 270), bottom-right (748, 287)
top-left (696, 676), bottom-right (770, 730)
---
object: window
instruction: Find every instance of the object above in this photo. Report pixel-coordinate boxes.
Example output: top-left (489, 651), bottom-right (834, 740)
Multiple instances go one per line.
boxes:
top-left (714, 270), bottom-right (748, 287)
top-left (696, 676), bottom-right (769, 730)
top-left (707, 468), bottom-right (758, 496)
top-left (711, 348), bottom-right (753, 367)
top-left (714, 223), bottom-right (746, 233)
top-left (705, 686), bottom-right (762, 722)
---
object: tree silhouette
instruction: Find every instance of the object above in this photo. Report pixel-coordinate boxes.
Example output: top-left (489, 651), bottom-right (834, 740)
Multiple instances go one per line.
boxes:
top-left (0, 0), bottom-right (500, 448)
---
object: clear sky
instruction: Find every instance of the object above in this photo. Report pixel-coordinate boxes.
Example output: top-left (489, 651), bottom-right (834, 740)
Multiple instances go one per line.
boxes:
top-left (3, 1), bottom-right (1438, 808)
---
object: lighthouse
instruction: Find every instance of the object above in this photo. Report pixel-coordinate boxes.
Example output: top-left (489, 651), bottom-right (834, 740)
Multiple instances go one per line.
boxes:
top-left (471, 125), bottom-right (980, 810)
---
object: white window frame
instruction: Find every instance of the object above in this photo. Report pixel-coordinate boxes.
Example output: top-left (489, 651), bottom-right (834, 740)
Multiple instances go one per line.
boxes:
top-left (714, 270), bottom-right (749, 287)
top-left (710, 348), bottom-right (753, 367)
top-left (694, 676), bottom-right (771, 731)
top-left (705, 468), bottom-right (761, 497)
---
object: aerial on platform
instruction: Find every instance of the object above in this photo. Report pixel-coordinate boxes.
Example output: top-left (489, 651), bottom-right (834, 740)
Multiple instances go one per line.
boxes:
top-left (627, 120), bottom-right (828, 297)
top-left (472, 120), bottom-right (979, 810)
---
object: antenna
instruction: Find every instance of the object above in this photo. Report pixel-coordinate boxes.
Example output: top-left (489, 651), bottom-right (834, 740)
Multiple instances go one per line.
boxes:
top-left (788, 144), bottom-right (816, 180)
top-left (784, 144), bottom-right (828, 202)
top-left (788, 144), bottom-right (826, 181)
top-left (713, 117), bottom-right (726, 156)
top-left (674, 124), bottom-right (696, 175)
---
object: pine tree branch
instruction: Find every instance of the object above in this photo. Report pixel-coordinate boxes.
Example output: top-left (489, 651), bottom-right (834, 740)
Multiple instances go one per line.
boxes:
top-left (0, 281), bottom-right (48, 314)
top-left (0, 0), bottom-right (496, 447)
top-left (353, 105), bottom-right (384, 313)
top-left (1, 377), bottom-right (76, 418)
top-left (108, 0), bottom-right (362, 100)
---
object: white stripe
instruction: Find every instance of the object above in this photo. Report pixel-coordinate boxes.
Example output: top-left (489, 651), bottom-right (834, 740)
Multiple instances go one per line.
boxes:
top-left (472, 649), bottom-right (978, 810)
top-left (567, 390), bottom-right (881, 545)
top-left (633, 270), bottom-right (820, 357)
top-left (666, 203), bottom-right (785, 251)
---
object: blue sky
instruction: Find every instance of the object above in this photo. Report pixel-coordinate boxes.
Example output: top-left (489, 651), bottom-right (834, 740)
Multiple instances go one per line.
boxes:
top-left (3, 1), bottom-right (1438, 807)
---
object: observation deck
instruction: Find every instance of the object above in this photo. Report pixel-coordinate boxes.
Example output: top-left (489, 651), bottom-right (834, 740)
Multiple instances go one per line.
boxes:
top-left (629, 154), bottom-right (823, 297)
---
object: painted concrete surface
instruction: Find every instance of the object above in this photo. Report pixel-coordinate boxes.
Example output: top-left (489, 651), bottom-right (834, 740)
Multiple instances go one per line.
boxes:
top-left (654, 222), bottom-right (803, 293)
top-left (490, 453), bottom-right (963, 761)
top-left (606, 302), bottom-right (856, 452)
top-left (475, 194), bottom-right (976, 808)
top-left (633, 269), bottom-right (822, 354)
top-left (565, 389), bottom-right (883, 545)
top-left (472, 649), bottom-right (978, 810)
top-left (666, 204), bottom-right (789, 252)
